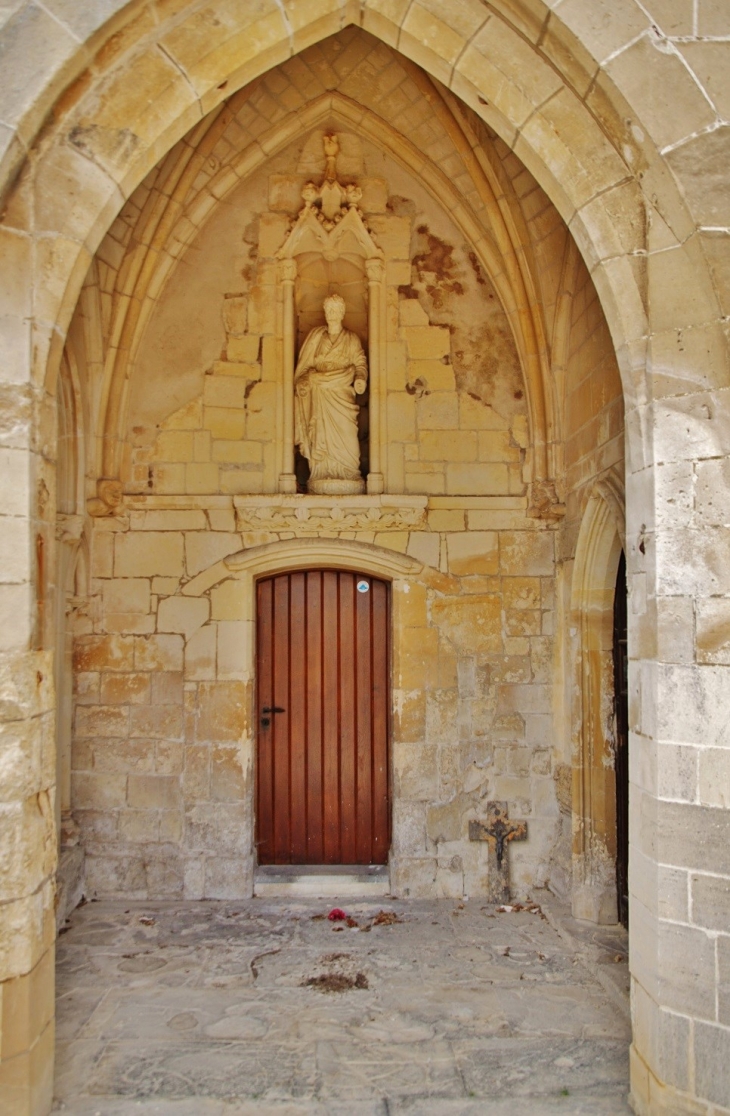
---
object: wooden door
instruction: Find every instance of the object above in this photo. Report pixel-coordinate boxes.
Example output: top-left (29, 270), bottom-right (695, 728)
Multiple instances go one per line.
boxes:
top-left (256, 569), bottom-right (390, 865)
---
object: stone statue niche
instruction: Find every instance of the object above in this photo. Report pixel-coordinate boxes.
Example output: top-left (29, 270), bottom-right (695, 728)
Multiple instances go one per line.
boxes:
top-left (294, 293), bottom-right (368, 495)
top-left (275, 133), bottom-right (385, 496)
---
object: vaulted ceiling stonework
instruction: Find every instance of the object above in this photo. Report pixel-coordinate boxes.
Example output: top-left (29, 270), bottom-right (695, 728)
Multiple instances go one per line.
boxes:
top-left (1, 3), bottom-right (729, 1115)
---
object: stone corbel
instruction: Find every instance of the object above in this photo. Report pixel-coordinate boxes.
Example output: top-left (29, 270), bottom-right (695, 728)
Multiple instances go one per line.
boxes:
top-left (87, 478), bottom-right (124, 517)
top-left (65, 595), bottom-right (88, 618)
top-left (60, 810), bottom-right (80, 848)
top-left (527, 479), bottom-right (565, 522)
top-left (55, 514), bottom-right (85, 544)
top-left (65, 594), bottom-right (100, 626)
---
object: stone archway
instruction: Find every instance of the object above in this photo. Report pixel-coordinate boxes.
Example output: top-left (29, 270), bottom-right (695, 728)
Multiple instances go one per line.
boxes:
top-left (570, 479), bottom-right (625, 925)
top-left (1, 5), bottom-right (728, 1116)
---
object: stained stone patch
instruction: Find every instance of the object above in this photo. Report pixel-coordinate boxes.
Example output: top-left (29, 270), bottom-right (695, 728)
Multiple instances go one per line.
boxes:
top-left (53, 895), bottom-right (630, 1114)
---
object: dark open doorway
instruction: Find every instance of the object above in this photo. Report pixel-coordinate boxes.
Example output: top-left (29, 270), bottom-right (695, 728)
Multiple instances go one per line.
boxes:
top-left (613, 551), bottom-right (629, 928)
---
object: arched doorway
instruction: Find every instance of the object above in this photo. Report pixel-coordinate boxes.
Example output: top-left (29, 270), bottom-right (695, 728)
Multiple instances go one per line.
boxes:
top-left (570, 483), bottom-right (625, 925)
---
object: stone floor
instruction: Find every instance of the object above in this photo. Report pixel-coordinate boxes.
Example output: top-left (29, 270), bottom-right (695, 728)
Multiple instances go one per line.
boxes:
top-left (53, 894), bottom-right (632, 1115)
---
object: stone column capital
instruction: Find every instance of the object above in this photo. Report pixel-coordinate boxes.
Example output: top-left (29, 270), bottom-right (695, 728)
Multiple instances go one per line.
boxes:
top-left (365, 257), bottom-right (384, 283)
top-left (277, 257), bottom-right (298, 284)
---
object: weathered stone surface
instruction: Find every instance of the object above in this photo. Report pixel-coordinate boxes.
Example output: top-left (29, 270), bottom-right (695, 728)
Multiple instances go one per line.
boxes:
top-left (694, 1020), bottom-right (730, 1109)
top-left (691, 873), bottom-right (730, 934)
top-left (157, 596), bottom-right (210, 641)
top-left (115, 533), bottom-right (184, 578)
top-left (52, 895), bottom-right (631, 1112)
top-left (430, 594), bottom-right (502, 655)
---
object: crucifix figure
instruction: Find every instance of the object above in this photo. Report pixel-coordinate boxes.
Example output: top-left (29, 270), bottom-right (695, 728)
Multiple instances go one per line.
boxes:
top-left (469, 801), bottom-right (528, 904)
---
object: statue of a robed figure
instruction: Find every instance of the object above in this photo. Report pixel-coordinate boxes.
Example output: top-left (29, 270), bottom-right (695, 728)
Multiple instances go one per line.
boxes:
top-left (294, 293), bottom-right (368, 494)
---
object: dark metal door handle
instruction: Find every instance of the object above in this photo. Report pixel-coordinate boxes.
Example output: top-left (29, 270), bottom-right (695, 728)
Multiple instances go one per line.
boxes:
top-left (261, 706), bottom-right (285, 728)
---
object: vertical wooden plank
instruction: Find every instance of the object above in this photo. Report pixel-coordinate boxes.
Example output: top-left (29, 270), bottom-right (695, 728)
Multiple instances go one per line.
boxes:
top-left (256, 578), bottom-right (274, 864)
top-left (272, 574), bottom-right (291, 862)
top-left (289, 571), bottom-right (307, 863)
top-left (322, 570), bottom-right (340, 862)
top-left (371, 577), bottom-right (390, 864)
top-left (338, 572), bottom-right (357, 864)
top-left (355, 576), bottom-right (373, 862)
top-left (305, 572), bottom-right (324, 863)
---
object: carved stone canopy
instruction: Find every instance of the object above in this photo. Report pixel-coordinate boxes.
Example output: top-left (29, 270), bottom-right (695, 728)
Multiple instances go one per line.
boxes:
top-left (274, 133), bottom-right (386, 497)
top-left (277, 133), bottom-right (383, 264)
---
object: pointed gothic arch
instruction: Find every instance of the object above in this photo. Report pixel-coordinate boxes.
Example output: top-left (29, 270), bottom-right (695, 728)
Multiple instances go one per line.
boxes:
top-left (570, 476), bottom-right (626, 924)
top-left (1, 4), bottom-right (727, 1115)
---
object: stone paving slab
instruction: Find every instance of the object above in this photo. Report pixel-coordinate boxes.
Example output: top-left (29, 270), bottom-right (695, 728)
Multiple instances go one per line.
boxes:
top-left (52, 1101), bottom-right (630, 1115)
top-left (53, 896), bottom-right (631, 1114)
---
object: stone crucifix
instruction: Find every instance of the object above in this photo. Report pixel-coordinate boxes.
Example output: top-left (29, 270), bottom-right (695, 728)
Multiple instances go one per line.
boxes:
top-left (469, 801), bottom-right (528, 904)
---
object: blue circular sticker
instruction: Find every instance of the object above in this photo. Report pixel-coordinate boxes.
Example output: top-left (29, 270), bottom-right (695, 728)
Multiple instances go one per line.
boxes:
top-left (357, 579), bottom-right (369, 593)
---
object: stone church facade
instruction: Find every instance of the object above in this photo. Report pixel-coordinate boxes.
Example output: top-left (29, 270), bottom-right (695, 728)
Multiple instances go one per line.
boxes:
top-left (0, 2), bottom-right (728, 1114)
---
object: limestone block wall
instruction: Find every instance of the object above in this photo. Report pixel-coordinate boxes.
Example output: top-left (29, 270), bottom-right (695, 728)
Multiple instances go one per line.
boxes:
top-left (72, 501), bottom-right (560, 901)
top-left (386, 296), bottom-right (525, 497)
top-left (68, 107), bottom-right (581, 903)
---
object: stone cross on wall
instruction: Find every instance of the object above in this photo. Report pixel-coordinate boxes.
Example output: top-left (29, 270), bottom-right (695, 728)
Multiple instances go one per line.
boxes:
top-left (469, 801), bottom-right (528, 904)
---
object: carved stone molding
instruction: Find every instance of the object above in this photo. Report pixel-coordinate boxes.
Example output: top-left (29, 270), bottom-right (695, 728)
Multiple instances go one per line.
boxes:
top-left (234, 495), bottom-right (427, 534)
top-left (593, 470), bottom-right (626, 552)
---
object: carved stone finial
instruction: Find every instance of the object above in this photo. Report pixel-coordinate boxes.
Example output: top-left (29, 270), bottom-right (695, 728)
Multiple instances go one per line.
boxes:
top-left (297, 133), bottom-right (359, 229)
top-left (301, 182), bottom-right (318, 208)
top-left (319, 179), bottom-right (346, 222)
top-left (323, 133), bottom-right (339, 181)
top-left (345, 183), bottom-right (362, 208)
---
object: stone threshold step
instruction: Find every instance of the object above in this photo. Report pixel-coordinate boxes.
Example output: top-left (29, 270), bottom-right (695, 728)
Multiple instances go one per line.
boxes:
top-left (254, 864), bottom-right (390, 898)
